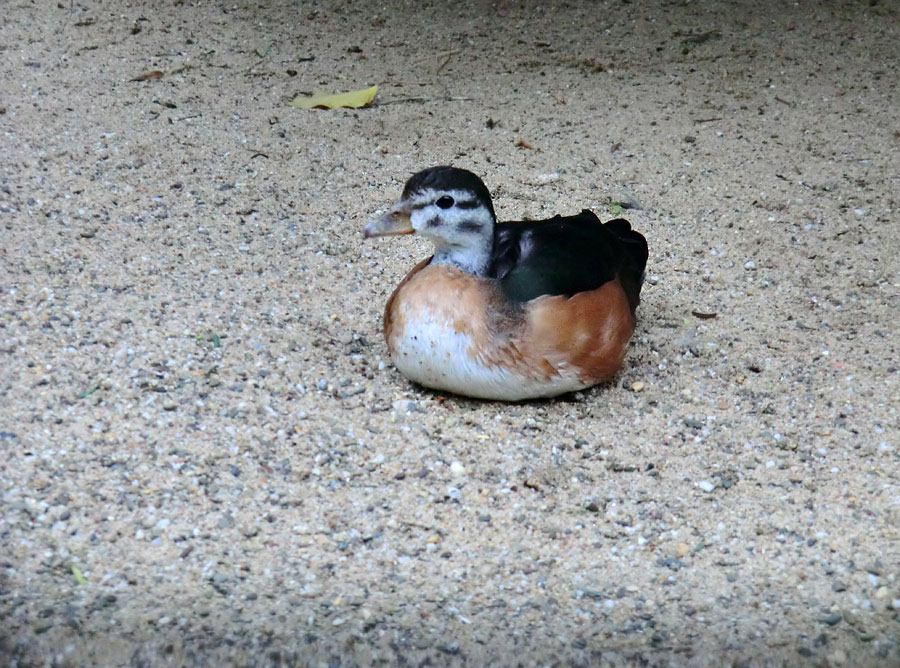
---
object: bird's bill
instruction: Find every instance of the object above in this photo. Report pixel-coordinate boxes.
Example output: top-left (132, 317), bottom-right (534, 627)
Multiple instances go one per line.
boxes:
top-left (363, 203), bottom-right (414, 238)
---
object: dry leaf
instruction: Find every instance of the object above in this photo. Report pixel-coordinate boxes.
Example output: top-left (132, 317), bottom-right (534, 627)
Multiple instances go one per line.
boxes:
top-left (132, 70), bottom-right (164, 81)
top-left (288, 85), bottom-right (377, 110)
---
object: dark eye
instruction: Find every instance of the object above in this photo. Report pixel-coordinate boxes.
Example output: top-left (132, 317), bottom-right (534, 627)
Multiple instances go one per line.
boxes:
top-left (436, 195), bottom-right (455, 209)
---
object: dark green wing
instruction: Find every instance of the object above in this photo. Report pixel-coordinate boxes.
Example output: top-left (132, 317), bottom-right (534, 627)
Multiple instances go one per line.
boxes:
top-left (490, 211), bottom-right (648, 310)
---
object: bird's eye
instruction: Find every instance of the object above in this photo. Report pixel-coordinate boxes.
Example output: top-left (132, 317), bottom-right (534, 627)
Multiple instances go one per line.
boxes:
top-left (436, 195), bottom-right (455, 209)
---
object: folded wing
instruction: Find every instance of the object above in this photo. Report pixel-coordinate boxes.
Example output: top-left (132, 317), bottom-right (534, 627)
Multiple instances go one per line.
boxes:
top-left (491, 211), bottom-right (648, 309)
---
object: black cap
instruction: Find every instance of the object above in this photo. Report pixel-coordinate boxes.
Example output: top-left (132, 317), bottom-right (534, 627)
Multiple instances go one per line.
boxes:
top-left (401, 166), bottom-right (496, 220)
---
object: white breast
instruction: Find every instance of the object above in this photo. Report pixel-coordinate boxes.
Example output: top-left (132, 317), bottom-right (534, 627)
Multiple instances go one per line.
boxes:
top-left (389, 309), bottom-right (589, 401)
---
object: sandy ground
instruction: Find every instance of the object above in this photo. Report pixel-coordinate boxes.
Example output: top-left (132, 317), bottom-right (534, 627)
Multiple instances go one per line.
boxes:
top-left (2, 0), bottom-right (899, 665)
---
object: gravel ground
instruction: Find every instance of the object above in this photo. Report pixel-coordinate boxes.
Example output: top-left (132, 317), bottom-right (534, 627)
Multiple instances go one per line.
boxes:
top-left (2, 1), bottom-right (899, 666)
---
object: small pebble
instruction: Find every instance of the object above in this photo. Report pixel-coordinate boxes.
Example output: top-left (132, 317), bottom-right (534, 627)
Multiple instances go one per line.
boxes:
top-left (392, 399), bottom-right (417, 413)
top-left (631, 381), bottom-right (645, 392)
top-left (697, 480), bottom-right (715, 493)
top-left (841, 609), bottom-right (861, 627)
top-left (864, 560), bottom-right (883, 576)
top-left (674, 542), bottom-right (691, 558)
top-left (829, 650), bottom-right (847, 665)
top-left (449, 461), bottom-right (465, 477)
top-left (820, 612), bottom-right (842, 626)
top-left (440, 641), bottom-right (460, 655)
top-left (659, 557), bottom-right (684, 571)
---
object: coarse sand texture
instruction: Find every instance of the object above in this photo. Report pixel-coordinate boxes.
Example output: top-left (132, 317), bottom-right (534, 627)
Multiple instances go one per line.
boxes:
top-left (1, 1), bottom-right (899, 666)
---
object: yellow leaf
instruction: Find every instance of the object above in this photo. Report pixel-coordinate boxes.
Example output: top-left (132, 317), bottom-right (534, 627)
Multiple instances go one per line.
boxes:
top-left (288, 85), bottom-right (377, 110)
top-left (71, 564), bottom-right (87, 585)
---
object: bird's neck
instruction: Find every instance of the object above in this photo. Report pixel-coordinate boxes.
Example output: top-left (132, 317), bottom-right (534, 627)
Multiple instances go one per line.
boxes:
top-left (431, 238), bottom-right (493, 276)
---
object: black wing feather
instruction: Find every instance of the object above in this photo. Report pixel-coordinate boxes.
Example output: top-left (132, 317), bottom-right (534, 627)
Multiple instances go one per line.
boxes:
top-left (490, 210), bottom-right (648, 310)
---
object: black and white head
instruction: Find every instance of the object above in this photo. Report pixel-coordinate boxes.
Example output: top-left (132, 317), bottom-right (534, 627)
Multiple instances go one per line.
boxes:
top-left (364, 166), bottom-right (497, 275)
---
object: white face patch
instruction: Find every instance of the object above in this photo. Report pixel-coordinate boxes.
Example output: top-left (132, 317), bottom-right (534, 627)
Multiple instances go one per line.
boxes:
top-left (406, 188), bottom-right (495, 275)
top-left (390, 306), bottom-right (590, 401)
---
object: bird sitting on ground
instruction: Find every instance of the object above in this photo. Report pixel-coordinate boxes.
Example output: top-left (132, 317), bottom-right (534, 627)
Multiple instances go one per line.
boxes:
top-left (364, 166), bottom-right (648, 401)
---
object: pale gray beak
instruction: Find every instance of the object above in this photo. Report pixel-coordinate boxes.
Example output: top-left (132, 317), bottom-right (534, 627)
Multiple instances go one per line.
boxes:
top-left (363, 201), bottom-right (414, 238)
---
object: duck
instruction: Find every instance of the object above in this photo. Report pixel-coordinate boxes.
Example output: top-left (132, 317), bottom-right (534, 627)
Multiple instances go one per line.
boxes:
top-left (364, 166), bottom-right (648, 401)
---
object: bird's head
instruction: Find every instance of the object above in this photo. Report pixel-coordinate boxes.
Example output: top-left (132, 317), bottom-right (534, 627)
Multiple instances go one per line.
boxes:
top-left (364, 166), bottom-right (497, 275)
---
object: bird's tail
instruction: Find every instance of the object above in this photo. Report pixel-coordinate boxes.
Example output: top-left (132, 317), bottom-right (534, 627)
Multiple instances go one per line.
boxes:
top-left (604, 218), bottom-right (649, 284)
